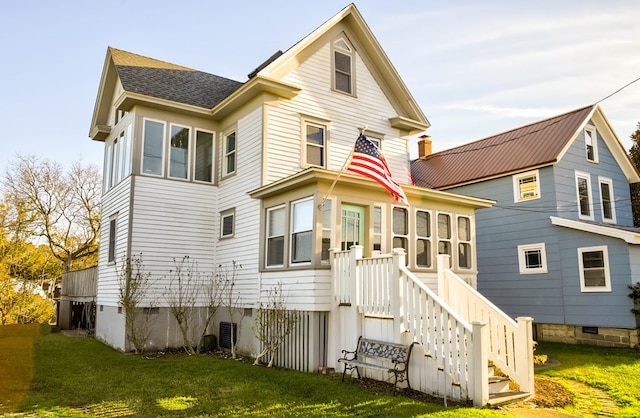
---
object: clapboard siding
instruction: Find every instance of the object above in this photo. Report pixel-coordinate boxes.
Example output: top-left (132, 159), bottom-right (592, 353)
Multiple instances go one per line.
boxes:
top-left (265, 41), bottom-right (411, 185)
top-left (260, 269), bottom-right (332, 310)
top-left (97, 176), bottom-right (132, 306)
top-left (129, 175), bottom-right (217, 306)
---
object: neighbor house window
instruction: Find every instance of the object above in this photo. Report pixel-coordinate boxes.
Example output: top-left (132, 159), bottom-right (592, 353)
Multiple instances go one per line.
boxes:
top-left (223, 131), bottom-right (236, 176)
top-left (513, 170), bottom-right (540, 202)
top-left (142, 119), bottom-right (165, 176)
top-left (392, 207), bottom-right (408, 253)
top-left (457, 216), bottom-right (472, 269)
top-left (266, 206), bottom-right (285, 267)
top-left (598, 177), bottom-right (616, 223)
top-left (578, 246), bottom-right (611, 292)
top-left (291, 198), bottom-right (313, 264)
top-left (194, 130), bottom-right (214, 183)
top-left (107, 216), bottom-right (117, 263)
top-left (517, 243), bottom-right (547, 274)
top-left (220, 209), bottom-right (235, 238)
top-left (576, 171), bottom-right (593, 220)
top-left (332, 38), bottom-right (354, 95)
top-left (169, 124), bottom-right (190, 179)
top-left (416, 210), bottom-right (431, 267)
top-left (305, 122), bottom-right (326, 167)
top-left (585, 126), bottom-right (598, 162)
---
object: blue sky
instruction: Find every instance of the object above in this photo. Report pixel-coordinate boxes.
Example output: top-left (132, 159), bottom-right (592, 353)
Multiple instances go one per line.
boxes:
top-left (1, 1), bottom-right (639, 172)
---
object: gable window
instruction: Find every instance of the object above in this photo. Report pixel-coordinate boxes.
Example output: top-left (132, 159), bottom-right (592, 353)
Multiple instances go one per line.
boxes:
top-left (392, 207), bottom-right (408, 253)
top-left (416, 210), bottom-right (431, 267)
top-left (578, 246), bottom-right (611, 292)
top-left (107, 216), bottom-right (117, 263)
top-left (223, 131), bottom-right (236, 176)
top-left (194, 130), bottom-right (214, 183)
top-left (266, 206), bottom-right (285, 267)
top-left (291, 198), bottom-right (313, 264)
top-left (575, 171), bottom-right (593, 220)
top-left (598, 177), bottom-right (616, 223)
top-left (457, 216), bottom-right (472, 269)
top-left (332, 38), bottom-right (354, 95)
top-left (169, 125), bottom-right (190, 179)
top-left (220, 209), bottom-right (235, 239)
top-left (513, 170), bottom-right (540, 202)
top-left (142, 119), bottom-right (165, 176)
top-left (305, 122), bottom-right (326, 167)
top-left (585, 126), bottom-right (598, 163)
top-left (517, 243), bottom-right (547, 274)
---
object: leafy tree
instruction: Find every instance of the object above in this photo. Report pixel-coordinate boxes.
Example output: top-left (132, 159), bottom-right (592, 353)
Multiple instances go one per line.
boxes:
top-left (3, 155), bottom-right (101, 271)
top-left (629, 123), bottom-right (640, 226)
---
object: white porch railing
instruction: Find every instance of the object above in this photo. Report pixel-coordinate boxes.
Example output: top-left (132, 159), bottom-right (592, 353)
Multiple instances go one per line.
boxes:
top-left (436, 255), bottom-right (534, 395)
top-left (331, 247), bottom-right (490, 407)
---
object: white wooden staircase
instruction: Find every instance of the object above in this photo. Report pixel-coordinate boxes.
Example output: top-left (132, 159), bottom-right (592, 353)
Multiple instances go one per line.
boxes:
top-left (331, 246), bottom-right (534, 408)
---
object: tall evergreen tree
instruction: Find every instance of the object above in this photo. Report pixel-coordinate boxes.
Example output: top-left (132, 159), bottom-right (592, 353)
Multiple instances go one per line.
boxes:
top-left (629, 122), bottom-right (640, 226)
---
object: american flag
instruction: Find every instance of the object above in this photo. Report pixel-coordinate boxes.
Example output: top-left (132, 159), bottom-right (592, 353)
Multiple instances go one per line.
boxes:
top-left (347, 134), bottom-right (409, 205)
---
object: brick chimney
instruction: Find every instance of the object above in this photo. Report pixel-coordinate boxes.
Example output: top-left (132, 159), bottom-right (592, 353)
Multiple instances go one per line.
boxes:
top-left (417, 135), bottom-right (432, 159)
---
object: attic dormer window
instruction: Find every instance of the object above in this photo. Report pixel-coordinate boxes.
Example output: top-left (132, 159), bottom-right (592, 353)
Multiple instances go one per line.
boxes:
top-left (333, 38), bottom-right (354, 95)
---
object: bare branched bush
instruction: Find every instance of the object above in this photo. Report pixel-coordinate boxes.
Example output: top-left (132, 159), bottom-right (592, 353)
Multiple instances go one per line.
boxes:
top-left (163, 256), bottom-right (199, 355)
top-left (253, 282), bottom-right (299, 367)
top-left (217, 261), bottom-right (243, 359)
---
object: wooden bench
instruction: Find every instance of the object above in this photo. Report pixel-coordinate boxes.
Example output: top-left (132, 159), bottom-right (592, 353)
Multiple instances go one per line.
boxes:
top-left (338, 336), bottom-right (414, 395)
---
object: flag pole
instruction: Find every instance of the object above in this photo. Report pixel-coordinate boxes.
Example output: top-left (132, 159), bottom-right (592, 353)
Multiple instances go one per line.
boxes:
top-left (318, 126), bottom-right (367, 209)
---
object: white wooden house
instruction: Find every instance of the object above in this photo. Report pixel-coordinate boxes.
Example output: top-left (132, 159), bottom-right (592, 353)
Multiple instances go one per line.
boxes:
top-left (88, 4), bottom-right (533, 406)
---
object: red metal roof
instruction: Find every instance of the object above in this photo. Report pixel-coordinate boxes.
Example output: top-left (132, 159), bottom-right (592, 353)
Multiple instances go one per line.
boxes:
top-left (411, 105), bottom-right (595, 189)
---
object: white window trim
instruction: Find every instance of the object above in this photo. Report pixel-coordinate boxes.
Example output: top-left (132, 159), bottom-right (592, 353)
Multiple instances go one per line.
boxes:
top-left (168, 123), bottom-right (191, 180)
top-left (331, 37), bottom-right (355, 96)
top-left (575, 171), bottom-right (594, 221)
top-left (141, 118), bottom-right (166, 177)
top-left (598, 176), bottom-right (616, 224)
top-left (517, 243), bottom-right (548, 274)
top-left (290, 197), bottom-right (314, 266)
top-left (578, 245), bottom-right (611, 292)
top-left (220, 209), bottom-right (235, 239)
top-left (415, 209), bottom-right (432, 268)
top-left (266, 205), bottom-right (286, 268)
top-left (107, 215), bottom-right (118, 264)
top-left (222, 130), bottom-right (237, 177)
top-left (456, 215), bottom-right (473, 270)
top-left (302, 120), bottom-right (327, 169)
top-left (513, 170), bottom-right (540, 203)
top-left (436, 211), bottom-right (452, 267)
top-left (585, 126), bottom-right (598, 163)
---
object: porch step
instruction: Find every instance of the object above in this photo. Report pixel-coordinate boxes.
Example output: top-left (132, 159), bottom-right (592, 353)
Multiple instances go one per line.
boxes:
top-left (488, 376), bottom-right (510, 394)
top-left (487, 390), bottom-right (531, 407)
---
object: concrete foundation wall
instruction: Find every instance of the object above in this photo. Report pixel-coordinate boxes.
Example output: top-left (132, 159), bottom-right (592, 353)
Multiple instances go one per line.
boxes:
top-left (536, 323), bottom-right (640, 348)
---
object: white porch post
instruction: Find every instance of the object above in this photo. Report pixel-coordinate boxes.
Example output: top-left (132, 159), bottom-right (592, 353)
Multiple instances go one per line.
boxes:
top-left (472, 321), bottom-right (489, 408)
top-left (515, 316), bottom-right (535, 395)
top-left (391, 248), bottom-right (405, 342)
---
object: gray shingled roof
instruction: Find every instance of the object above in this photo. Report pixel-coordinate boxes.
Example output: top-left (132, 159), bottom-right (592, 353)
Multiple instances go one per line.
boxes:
top-left (411, 105), bottom-right (595, 189)
top-left (115, 64), bottom-right (244, 109)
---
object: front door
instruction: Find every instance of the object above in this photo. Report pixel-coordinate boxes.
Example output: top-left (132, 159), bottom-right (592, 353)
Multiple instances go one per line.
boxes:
top-left (341, 204), bottom-right (365, 251)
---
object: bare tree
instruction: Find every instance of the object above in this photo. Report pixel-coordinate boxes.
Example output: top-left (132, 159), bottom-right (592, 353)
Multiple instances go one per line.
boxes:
top-left (217, 261), bottom-right (244, 359)
top-left (253, 282), bottom-right (299, 367)
top-left (3, 155), bottom-right (101, 271)
top-left (164, 256), bottom-right (199, 355)
top-left (195, 269), bottom-right (224, 354)
top-left (117, 254), bottom-right (155, 354)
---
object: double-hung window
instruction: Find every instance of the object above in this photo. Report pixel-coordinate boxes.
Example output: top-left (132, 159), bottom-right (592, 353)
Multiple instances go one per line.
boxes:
top-left (416, 210), bottom-right (431, 267)
top-left (437, 213), bottom-right (452, 259)
top-left (305, 122), bottom-right (326, 167)
top-left (107, 216), bottom-right (117, 263)
top-left (169, 125), bottom-right (190, 179)
top-left (142, 119), bottom-right (165, 176)
top-left (457, 216), bottom-right (472, 269)
top-left (332, 38), bottom-right (354, 95)
top-left (291, 199), bottom-right (313, 264)
top-left (585, 126), bottom-right (598, 162)
top-left (575, 171), bottom-right (594, 220)
top-left (513, 170), bottom-right (540, 202)
top-left (392, 207), bottom-right (408, 254)
top-left (223, 131), bottom-right (236, 176)
top-left (266, 206), bottom-right (285, 267)
top-left (578, 246), bottom-right (611, 292)
top-left (598, 177), bottom-right (616, 223)
top-left (220, 209), bottom-right (235, 239)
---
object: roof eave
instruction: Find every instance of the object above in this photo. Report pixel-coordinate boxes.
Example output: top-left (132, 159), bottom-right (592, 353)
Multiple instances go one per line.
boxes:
top-left (551, 216), bottom-right (640, 244)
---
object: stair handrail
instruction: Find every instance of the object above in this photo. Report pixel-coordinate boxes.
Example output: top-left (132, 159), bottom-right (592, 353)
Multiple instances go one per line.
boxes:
top-left (437, 255), bottom-right (534, 395)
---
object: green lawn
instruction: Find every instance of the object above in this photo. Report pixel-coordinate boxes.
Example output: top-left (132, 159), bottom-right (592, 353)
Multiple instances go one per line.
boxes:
top-left (3, 326), bottom-right (504, 417)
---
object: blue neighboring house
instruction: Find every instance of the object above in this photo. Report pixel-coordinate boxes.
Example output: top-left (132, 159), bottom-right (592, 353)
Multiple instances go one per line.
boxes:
top-left (411, 105), bottom-right (640, 347)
